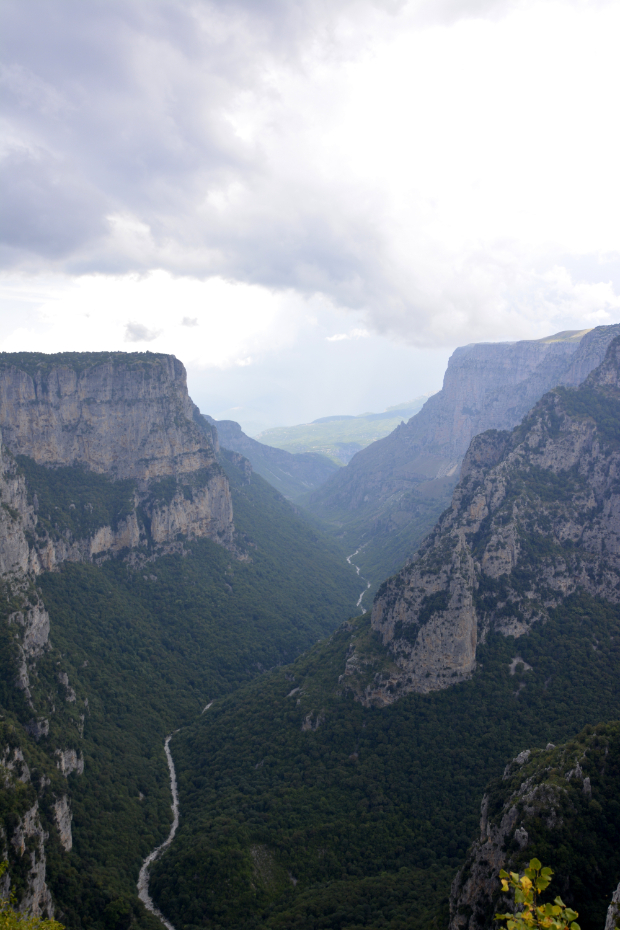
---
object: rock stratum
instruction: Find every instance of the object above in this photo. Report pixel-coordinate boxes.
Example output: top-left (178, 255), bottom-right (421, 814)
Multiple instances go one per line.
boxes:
top-left (307, 325), bottom-right (620, 588)
top-left (355, 335), bottom-right (620, 702)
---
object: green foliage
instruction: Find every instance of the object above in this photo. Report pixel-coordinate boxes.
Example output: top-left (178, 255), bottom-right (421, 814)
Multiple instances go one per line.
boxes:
top-left (20, 466), bottom-right (359, 929)
top-left (484, 721), bottom-right (620, 930)
top-left (0, 352), bottom-right (168, 379)
top-left (496, 860), bottom-right (581, 930)
top-left (256, 398), bottom-right (429, 465)
top-left (0, 862), bottom-right (63, 929)
top-left (555, 386), bottom-right (620, 449)
top-left (16, 457), bottom-right (136, 539)
top-left (150, 592), bottom-right (620, 930)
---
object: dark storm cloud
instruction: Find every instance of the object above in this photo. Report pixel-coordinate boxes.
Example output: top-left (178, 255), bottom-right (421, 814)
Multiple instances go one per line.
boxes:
top-left (0, 0), bottom-right (400, 283)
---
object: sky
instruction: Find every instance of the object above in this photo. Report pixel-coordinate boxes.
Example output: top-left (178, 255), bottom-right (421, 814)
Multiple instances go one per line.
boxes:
top-left (2, 0), bottom-right (620, 434)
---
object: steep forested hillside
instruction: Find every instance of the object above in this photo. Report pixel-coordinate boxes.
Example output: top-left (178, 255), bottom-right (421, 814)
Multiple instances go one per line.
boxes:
top-left (150, 594), bottom-right (620, 930)
top-left (148, 339), bottom-right (620, 930)
top-left (0, 354), bottom-right (361, 930)
top-left (29, 456), bottom-right (360, 929)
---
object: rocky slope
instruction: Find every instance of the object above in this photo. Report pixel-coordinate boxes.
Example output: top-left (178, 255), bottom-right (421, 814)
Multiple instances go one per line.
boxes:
top-left (449, 721), bottom-right (620, 930)
top-left (306, 325), bottom-right (620, 589)
top-left (357, 334), bottom-right (620, 702)
top-left (203, 416), bottom-right (339, 502)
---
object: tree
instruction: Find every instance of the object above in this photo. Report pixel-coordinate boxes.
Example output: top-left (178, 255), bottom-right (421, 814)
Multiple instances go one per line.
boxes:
top-left (495, 859), bottom-right (581, 930)
top-left (0, 863), bottom-right (63, 930)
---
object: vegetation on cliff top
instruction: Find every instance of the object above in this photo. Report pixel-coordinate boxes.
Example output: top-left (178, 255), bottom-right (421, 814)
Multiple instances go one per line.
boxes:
top-left (0, 352), bottom-right (173, 378)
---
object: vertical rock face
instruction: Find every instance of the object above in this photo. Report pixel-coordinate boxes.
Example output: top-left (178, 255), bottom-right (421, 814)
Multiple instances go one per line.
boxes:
top-left (604, 882), bottom-right (620, 930)
top-left (52, 796), bottom-right (72, 852)
top-left (365, 336), bottom-right (620, 702)
top-left (0, 352), bottom-right (235, 559)
top-left (312, 326), bottom-right (620, 515)
top-left (0, 352), bottom-right (213, 480)
top-left (10, 801), bottom-right (54, 918)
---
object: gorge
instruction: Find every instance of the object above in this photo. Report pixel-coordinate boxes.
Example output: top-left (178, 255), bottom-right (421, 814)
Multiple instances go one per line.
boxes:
top-left (1, 342), bottom-right (619, 930)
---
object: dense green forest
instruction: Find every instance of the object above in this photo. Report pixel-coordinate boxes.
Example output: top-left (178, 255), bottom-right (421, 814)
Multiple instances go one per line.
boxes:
top-left (0, 455), bottom-right (360, 929)
top-left (150, 592), bottom-right (620, 930)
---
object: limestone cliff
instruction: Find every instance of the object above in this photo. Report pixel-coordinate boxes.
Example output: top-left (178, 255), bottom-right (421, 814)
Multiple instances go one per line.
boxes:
top-left (359, 336), bottom-right (620, 702)
top-left (307, 325), bottom-right (620, 590)
top-left (0, 352), bottom-right (213, 480)
top-left (0, 351), bottom-right (236, 917)
top-left (0, 352), bottom-right (235, 563)
top-left (449, 722), bottom-right (620, 930)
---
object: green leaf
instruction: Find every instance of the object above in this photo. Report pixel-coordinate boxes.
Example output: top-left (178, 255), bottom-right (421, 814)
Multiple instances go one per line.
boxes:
top-left (530, 858), bottom-right (542, 870)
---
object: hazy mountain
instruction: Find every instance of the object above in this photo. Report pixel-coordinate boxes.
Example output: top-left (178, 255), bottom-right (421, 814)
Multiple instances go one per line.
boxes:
top-left (255, 396), bottom-right (432, 465)
top-left (203, 415), bottom-right (339, 502)
top-left (306, 325), bottom-right (620, 594)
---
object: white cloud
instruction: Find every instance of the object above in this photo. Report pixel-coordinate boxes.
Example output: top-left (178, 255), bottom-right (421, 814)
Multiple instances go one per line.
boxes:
top-left (326, 328), bottom-right (370, 341)
top-left (1, 0), bottom-right (619, 371)
top-left (124, 321), bottom-right (161, 343)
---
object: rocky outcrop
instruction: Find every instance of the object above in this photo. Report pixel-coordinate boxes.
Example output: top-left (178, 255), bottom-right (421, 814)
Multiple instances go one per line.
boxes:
top-left (55, 749), bottom-right (84, 777)
top-left (204, 416), bottom-right (339, 502)
top-left (10, 801), bottom-right (54, 918)
top-left (605, 882), bottom-right (620, 930)
top-left (365, 336), bottom-right (620, 701)
top-left (0, 353), bottom-right (236, 568)
top-left (52, 795), bottom-right (72, 852)
top-left (449, 722), bottom-right (620, 930)
top-left (308, 325), bottom-right (620, 588)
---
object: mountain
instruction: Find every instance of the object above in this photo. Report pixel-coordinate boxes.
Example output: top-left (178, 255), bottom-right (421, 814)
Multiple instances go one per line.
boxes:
top-left (255, 396), bottom-right (431, 466)
top-left (306, 325), bottom-right (620, 593)
top-left (450, 722), bottom-right (620, 930)
top-left (203, 416), bottom-right (339, 502)
top-left (147, 337), bottom-right (620, 930)
top-left (0, 351), bottom-right (360, 928)
top-left (367, 333), bottom-right (620, 701)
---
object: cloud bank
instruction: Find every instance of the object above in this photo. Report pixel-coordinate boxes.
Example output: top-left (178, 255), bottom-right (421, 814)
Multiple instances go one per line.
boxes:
top-left (1, 0), bottom-right (620, 349)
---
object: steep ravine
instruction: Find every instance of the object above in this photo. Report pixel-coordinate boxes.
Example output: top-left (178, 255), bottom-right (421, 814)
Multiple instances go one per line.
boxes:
top-left (137, 734), bottom-right (180, 930)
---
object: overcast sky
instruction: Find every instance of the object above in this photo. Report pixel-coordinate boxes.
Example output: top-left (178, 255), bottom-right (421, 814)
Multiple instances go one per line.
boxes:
top-left (2, 0), bottom-right (620, 433)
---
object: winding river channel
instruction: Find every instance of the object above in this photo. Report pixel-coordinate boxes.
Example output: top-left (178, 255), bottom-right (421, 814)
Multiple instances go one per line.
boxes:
top-left (138, 550), bottom-right (369, 926)
top-left (347, 546), bottom-right (371, 610)
top-left (137, 734), bottom-right (180, 930)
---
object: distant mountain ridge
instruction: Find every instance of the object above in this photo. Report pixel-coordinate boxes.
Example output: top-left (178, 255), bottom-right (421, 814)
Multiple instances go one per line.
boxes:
top-left (306, 325), bottom-right (620, 591)
top-left (203, 415), bottom-right (339, 502)
top-left (256, 396), bottom-right (431, 465)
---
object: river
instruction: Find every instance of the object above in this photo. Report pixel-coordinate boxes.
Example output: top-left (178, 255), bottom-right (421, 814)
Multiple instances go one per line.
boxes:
top-left (346, 545), bottom-right (371, 610)
top-left (137, 734), bottom-right (180, 930)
